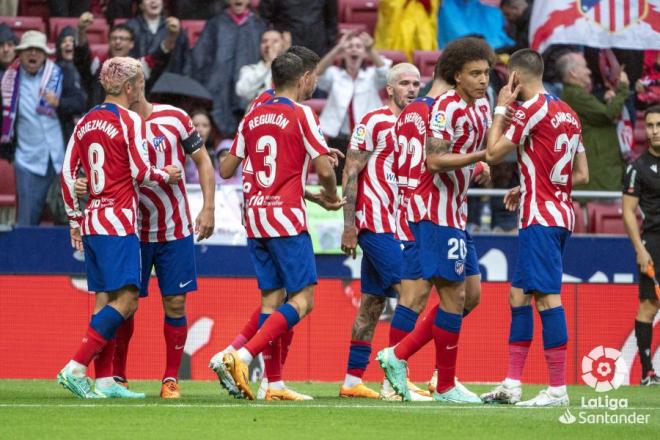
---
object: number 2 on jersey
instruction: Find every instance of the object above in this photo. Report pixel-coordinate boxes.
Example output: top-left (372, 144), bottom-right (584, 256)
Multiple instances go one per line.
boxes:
top-left (550, 133), bottom-right (580, 186)
top-left (88, 142), bottom-right (105, 194)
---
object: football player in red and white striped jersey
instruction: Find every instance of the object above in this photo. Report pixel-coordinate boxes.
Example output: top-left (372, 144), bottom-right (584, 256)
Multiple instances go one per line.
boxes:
top-left (482, 49), bottom-right (588, 407)
top-left (338, 63), bottom-right (422, 400)
top-left (58, 57), bottom-right (182, 399)
top-left (212, 52), bottom-right (342, 401)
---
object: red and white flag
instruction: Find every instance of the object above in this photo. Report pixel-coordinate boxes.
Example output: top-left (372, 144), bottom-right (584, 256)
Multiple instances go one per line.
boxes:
top-left (530, 0), bottom-right (660, 53)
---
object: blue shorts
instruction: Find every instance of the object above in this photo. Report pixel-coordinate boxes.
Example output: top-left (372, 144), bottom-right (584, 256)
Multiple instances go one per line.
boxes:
top-left (82, 234), bottom-right (141, 293)
top-left (140, 235), bottom-right (197, 297)
top-left (512, 225), bottom-right (570, 294)
top-left (402, 240), bottom-right (423, 281)
top-left (465, 230), bottom-right (480, 277)
top-left (247, 232), bottom-right (317, 294)
top-left (358, 231), bottom-right (402, 298)
top-left (415, 221), bottom-right (468, 282)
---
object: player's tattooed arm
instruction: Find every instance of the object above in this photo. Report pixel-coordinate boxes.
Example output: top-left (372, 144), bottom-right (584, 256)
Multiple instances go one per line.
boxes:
top-left (351, 295), bottom-right (387, 341)
top-left (341, 149), bottom-right (371, 258)
top-left (425, 137), bottom-right (486, 173)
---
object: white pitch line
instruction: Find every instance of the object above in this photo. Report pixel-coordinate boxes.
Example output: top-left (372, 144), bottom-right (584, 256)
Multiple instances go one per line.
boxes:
top-left (0, 403), bottom-right (659, 411)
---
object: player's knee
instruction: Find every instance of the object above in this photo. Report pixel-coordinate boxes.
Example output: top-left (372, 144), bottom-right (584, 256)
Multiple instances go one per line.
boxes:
top-left (163, 295), bottom-right (186, 317)
top-left (638, 300), bottom-right (658, 321)
top-left (535, 293), bottom-right (561, 311)
top-left (509, 287), bottom-right (528, 307)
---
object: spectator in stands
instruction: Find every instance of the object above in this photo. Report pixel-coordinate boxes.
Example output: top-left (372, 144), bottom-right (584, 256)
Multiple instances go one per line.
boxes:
top-left (0, 25), bottom-right (17, 157)
top-left (75, 12), bottom-right (179, 107)
top-left (49, 0), bottom-right (97, 17)
top-left (0, 31), bottom-right (64, 225)
top-left (636, 51), bottom-right (660, 109)
top-left (126, 0), bottom-right (190, 74)
top-left (498, 0), bottom-right (530, 55)
top-left (558, 51), bottom-right (631, 191)
top-left (188, 0), bottom-right (265, 136)
top-left (55, 27), bottom-right (88, 142)
top-left (258, 0), bottom-right (337, 57)
top-left (185, 108), bottom-right (221, 183)
top-left (235, 29), bottom-right (286, 105)
top-left (315, 31), bottom-right (391, 181)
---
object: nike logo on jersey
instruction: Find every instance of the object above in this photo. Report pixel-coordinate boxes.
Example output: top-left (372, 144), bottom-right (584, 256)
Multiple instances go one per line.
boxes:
top-left (446, 344), bottom-right (458, 350)
top-left (179, 280), bottom-right (193, 288)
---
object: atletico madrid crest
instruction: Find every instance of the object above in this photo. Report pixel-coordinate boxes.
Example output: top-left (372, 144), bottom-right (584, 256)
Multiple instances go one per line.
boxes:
top-left (578, 0), bottom-right (649, 33)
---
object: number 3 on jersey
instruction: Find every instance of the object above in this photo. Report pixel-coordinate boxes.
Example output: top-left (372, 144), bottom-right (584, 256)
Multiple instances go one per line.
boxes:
top-left (244, 135), bottom-right (278, 188)
top-left (88, 142), bottom-right (105, 194)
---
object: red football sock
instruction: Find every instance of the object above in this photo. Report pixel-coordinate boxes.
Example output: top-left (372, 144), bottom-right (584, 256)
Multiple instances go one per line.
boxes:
top-left (73, 327), bottom-right (108, 367)
top-left (280, 329), bottom-right (294, 367)
top-left (506, 341), bottom-right (531, 380)
top-left (394, 305), bottom-right (435, 360)
top-left (243, 312), bottom-right (289, 357)
top-left (545, 344), bottom-right (567, 387)
top-left (163, 321), bottom-right (188, 381)
top-left (231, 306), bottom-right (261, 349)
top-left (432, 325), bottom-right (460, 394)
top-left (113, 316), bottom-right (134, 380)
top-left (94, 338), bottom-right (116, 378)
top-left (263, 336), bottom-right (283, 382)
top-left (389, 327), bottom-right (408, 347)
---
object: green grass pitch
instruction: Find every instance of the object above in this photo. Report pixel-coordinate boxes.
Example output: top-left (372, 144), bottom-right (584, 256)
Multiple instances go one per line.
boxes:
top-left (0, 380), bottom-right (658, 439)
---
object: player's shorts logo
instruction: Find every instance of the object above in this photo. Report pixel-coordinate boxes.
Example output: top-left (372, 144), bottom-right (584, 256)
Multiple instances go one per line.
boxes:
top-left (152, 136), bottom-right (166, 152)
top-left (454, 260), bottom-right (464, 276)
top-left (581, 345), bottom-right (628, 392)
top-left (352, 124), bottom-right (367, 144)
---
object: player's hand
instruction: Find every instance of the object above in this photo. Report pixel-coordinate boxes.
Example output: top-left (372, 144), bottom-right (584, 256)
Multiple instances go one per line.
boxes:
top-left (70, 227), bottom-right (83, 251)
top-left (74, 177), bottom-right (89, 197)
top-left (497, 71), bottom-right (522, 108)
top-left (164, 165), bottom-right (182, 184)
top-left (473, 162), bottom-right (491, 185)
top-left (341, 225), bottom-right (358, 259)
top-left (328, 148), bottom-right (345, 168)
top-left (319, 189), bottom-right (345, 211)
top-left (195, 206), bottom-right (215, 242)
top-left (165, 16), bottom-right (181, 35)
top-left (503, 185), bottom-right (521, 211)
top-left (78, 12), bottom-right (93, 30)
top-left (637, 248), bottom-right (653, 274)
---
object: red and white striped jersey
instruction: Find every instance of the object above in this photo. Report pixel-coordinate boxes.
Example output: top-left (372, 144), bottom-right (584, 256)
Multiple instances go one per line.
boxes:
top-left (350, 106), bottom-right (398, 234)
top-left (505, 93), bottom-right (585, 231)
top-left (247, 88), bottom-right (275, 114)
top-left (394, 96), bottom-right (436, 241)
top-left (61, 103), bottom-right (170, 236)
top-left (231, 96), bottom-right (330, 238)
top-left (138, 104), bottom-right (204, 242)
top-left (415, 90), bottom-right (491, 230)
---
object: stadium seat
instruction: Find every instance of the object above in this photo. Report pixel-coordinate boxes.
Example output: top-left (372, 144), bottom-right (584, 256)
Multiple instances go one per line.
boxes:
top-left (341, 0), bottom-right (379, 36)
top-left (412, 50), bottom-right (442, 79)
top-left (19, 0), bottom-right (50, 19)
top-left (573, 201), bottom-right (587, 233)
top-left (302, 98), bottom-right (327, 116)
top-left (0, 16), bottom-right (46, 39)
top-left (181, 20), bottom-right (205, 48)
top-left (587, 201), bottom-right (641, 235)
top-left (337, 22), bottom-right (368, 37)
top-left (50, 17), bottom-right (109, 45)
top-left (377, 50), bottom-right (407, 65)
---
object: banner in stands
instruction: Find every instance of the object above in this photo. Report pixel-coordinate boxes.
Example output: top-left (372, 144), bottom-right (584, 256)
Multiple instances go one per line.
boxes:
top-left (0, 276), bottom-right (656, 385)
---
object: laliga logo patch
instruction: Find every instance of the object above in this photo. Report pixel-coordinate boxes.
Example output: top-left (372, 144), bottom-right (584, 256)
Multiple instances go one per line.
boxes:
top-left (455, 260), bottom-right (464, 276)
top-left (581, 346), bottom-right (628, 392)
top-left (352, 124), bottom-right (367, 143)
top-left (430, 111), bottom-right (446, 131)
top-left (152, 136), bottom-right (166, 152)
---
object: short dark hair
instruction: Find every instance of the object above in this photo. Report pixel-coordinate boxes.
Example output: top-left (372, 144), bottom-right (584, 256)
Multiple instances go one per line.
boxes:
top-left (434, 37), bottom-right (495, 86)
top-left (286, 45), bottom-right (320, 73)
top-left (509, 48), bottom-right (544, 78)
top-left (645, 104), bottom-right (660, 121)
top-left (272, 53), bottom-right (304, 89)
top-left (109, 23), bottom-right (135, 41)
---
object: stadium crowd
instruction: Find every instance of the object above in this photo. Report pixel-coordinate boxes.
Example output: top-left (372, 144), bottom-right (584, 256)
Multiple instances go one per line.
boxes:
top-left (0, 0), bottom-right (657, 233)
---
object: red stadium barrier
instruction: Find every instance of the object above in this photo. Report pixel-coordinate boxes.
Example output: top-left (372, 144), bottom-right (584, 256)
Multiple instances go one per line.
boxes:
top-left (0, 276), bottom-right (655, 385)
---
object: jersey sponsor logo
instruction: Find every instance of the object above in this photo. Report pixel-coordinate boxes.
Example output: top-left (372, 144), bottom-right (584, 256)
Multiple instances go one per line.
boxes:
top-left (430, 111), bottom-right (446, 131)
top-left (152, 136), bottom-right (166, 152)
top-left (352, 124), bottom-right (367, 143)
